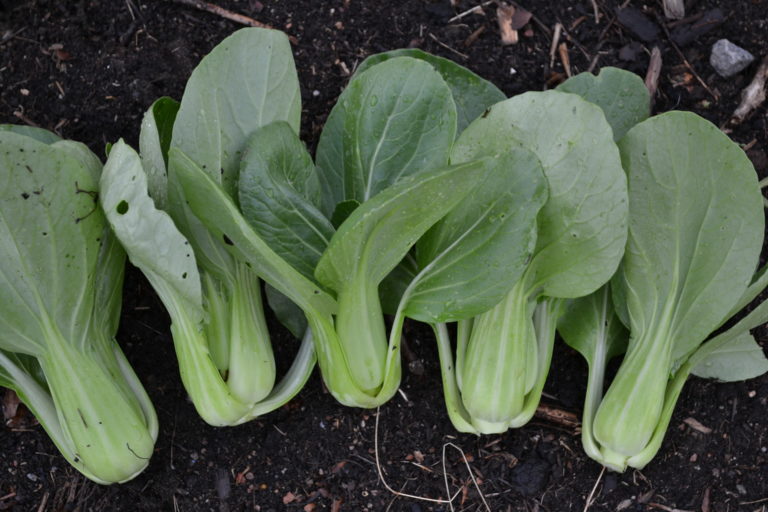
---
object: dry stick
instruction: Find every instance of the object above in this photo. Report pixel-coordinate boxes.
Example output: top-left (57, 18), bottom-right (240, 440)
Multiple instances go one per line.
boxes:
top-left (731, 55), bottom-right (768, 124)
top-left (168, 0), bottom-right (299, 43)
top-left (448, 0), bottom-right (495, 23)
top-left (441, 443), bottom-right (491, 512)
top-left (170, 0), bottom-right (269, 26)
top-left (657, 17), bottom-right (718, 101)
top-left (558, 42), bottom-right (572, 77)
top-left (429, 33), bottom-right (469, 59)
top-left (590, 0), bottom-right (600, 24)
top-left (549, 23), bottom-right (563, 68)
top-left (582, 466), bottom-right (605, 512)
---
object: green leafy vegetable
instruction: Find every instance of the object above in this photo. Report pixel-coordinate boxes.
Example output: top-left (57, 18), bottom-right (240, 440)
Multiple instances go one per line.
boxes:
top-left (0, 128), bottom-right (157, 484)
top-left (556, 67), bottom-right (650, 141)
top-left (354, 48), bottom-right (506, 134)
top-left (587, 111), bottom-right (768, 471)
top-left (100, 28), bottom-right (326, 426)
top-left (314, 56), bottom-right (457, 216)
top-left (437, 90), bottom-right (628, 433)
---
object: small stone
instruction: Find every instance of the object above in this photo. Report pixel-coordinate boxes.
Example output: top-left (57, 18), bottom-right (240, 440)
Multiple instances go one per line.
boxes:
top-left (710, 39), bottom-right (755, 78)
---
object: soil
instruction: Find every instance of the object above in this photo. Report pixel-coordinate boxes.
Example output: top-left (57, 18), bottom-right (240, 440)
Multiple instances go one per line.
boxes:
top-left (1, 0), bottom-right (768, 511)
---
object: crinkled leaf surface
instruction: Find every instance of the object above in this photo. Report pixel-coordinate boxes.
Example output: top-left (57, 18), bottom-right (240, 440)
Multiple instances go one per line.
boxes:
top-left (452, 90), bottom-right (627, 298)
top-left (354, 49), bottom-right (506, 134)
top-left (315, 56), bottom-right (456, 216)
top-left (556, 67), bottom-right (650, 141)
top-left (238, 121), bottom-right (334, 282)
top-left (615, 111), bottom-right (763, 360)
top-left (407, 149), bottom-right (547, 322)
top-left (0, 132), bottom-right (103, 355)
top-left (171, 28), bottom-right (300, 197)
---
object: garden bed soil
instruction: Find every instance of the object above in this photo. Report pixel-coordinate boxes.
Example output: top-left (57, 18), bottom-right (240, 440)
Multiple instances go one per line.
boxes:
top-left (1, 0), bottom-right (768, 510)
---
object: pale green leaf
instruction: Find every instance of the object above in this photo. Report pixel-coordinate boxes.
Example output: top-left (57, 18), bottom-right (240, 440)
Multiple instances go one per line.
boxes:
top-left (315, 160), bottom-right (488, 291)
top-left (0, 124), bottom-right (62, 145)
top-left (452, 90), bottom-right (628, 299)
top-left (100, 140), bottom-right (204, 323)
top-left (238, 121), bottom-right (334, 282)
top-left (315, 57), bottom-right (456, 215)
top-left (615, 111), bottom-right (764, 359)
top-left (139, 96), bottom-right (180, 209)
top-left (556, 67), bottom-right (649, 141)
top-left (171, 28), bottom-right (300, 197)
top-left (355, 49), bottom-right (506, 133)
top-left (407, 148), bottom-right (548, 322)
top-left (168, 148), bottom-right (336, 317)
top-left (0, 132), bottom-right (102, 355)
top-left (692, 332), bottom-right (768, 381)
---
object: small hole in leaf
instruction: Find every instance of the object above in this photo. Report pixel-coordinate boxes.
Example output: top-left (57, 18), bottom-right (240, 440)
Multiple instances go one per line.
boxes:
top-left (116, 200), bottom-right (129, 215)
top-left (182, 272), bottom-right (187, 279)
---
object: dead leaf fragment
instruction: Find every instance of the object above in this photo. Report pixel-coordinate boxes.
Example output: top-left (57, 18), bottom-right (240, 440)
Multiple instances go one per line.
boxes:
top-left (683, 417), bottom-right (713, 434)
top-left (497, 3), bottom-right (518, 45)
top-left (2, 390), bottom-right (20, 424)
top-left (283, 491), bottom-right (298, 504)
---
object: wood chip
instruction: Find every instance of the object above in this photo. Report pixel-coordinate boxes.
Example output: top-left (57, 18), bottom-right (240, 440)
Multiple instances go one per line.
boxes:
top-left (283, 491), bottom-right (298, 504)
top-left (663, 0), bottom-right (685, 20)
top-left (731, 55), bottom-right (768, 125)
top-left (497, 3), bottom-right (518, 45)
top-left (683, 417), bottom-right (713, 434)
top-left (534, 403), bottom-right (580, 429)
top-left (645, 46), bottom-right (662, 104)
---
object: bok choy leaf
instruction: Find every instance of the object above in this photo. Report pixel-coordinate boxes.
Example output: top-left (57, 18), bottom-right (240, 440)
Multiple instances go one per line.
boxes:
top-left (0, 128), bottom-right (157, 484)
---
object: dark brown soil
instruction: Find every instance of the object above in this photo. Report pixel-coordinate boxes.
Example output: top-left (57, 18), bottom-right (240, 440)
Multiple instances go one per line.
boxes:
top-left (2, 1), bottom-right (768, 511)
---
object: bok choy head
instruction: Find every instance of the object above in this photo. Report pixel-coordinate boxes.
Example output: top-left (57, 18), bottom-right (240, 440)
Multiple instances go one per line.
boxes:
top-left (438, 89), bottom-right (629, 433)
top-left (235, 53), bottom-right (500, 408)
top-left (0, 126), bottom-right (157, 484)
top-left (584, 111), bottom-right (768, 471)
top-left (101, 28), bottom-right (334, 426)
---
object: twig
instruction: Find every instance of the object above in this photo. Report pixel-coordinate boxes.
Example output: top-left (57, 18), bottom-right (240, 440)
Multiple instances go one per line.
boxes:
top-left (534, 404), bottom-right (580, 429)
top-left (658, 16), bottom-right (718, 101)
top-left (448, 0), bottom-right (494, 23)
top-left (590, 0), bottom-right (600, 24)
top-left (648, 503), bottom-right (693, 512)
top-left (558, 42), bottom-right (572, 77)
top-left (35, 492), bottom-right (49, 512)
top-left (582, 466), bottom-right (605, 512)
top-left (731, 55), bottom-right (768, 125)
top-left (13, 110), bottom-right (40, 127)
top-left (168, 0), bottom-right (298, 42)
top-left (549, 23), bottom-right (563, 68)
top-left (429, 33), bottom-right (469, 59)
top-left (645, 46), bottom-right (662, 106)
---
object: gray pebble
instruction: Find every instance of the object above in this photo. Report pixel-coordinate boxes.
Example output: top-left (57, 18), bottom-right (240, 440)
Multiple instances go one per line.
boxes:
top-left (710, 39), bottom-right (755, 78)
